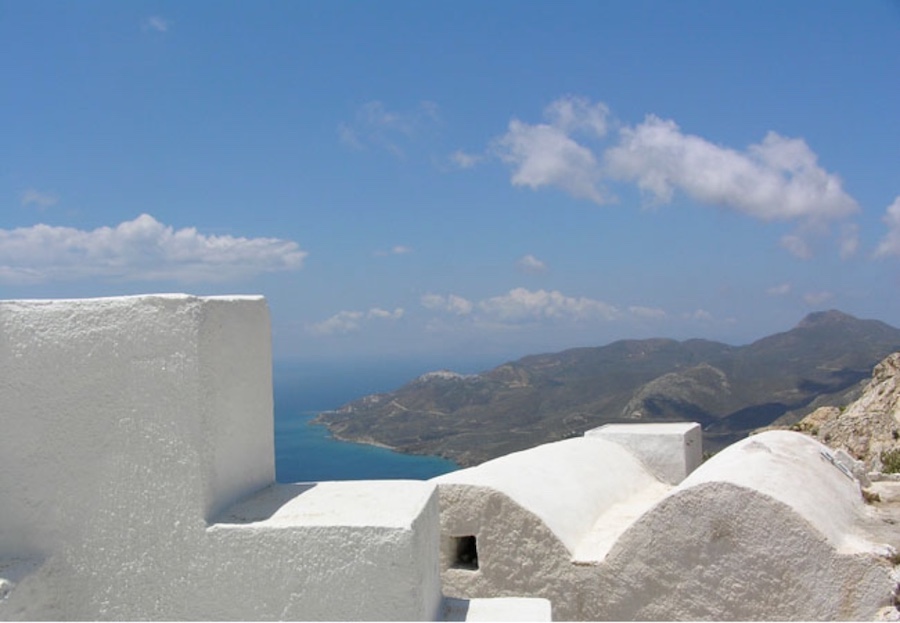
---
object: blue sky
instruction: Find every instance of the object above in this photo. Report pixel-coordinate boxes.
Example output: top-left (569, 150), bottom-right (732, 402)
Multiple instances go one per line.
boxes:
top-left (3, 1), bottom-right (899, 367)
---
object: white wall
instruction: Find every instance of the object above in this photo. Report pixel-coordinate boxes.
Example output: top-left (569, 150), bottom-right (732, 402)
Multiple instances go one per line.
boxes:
top-left (585, 422), bottom-right (702, 484)
top-left (0, 294), bottom-right (455, 621)
top-left (0, 295), bottom-right (273, 560)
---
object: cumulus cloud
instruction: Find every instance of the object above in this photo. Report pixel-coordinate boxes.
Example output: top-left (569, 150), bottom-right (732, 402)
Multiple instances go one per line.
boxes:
top-left (20, 189), bottom-right (59, 210)
top-left (766, 282), bottom-right (792, 296)
top-left (874, 196), bottom-right (900, 258)
top-left (544, 97), bottom-right (610, 137)
top-left (780, 234), bottom-right (813, 260)
top-left (424, 287), bottom-right (621, 326)
top-left (367, 307), bottom-right (404, 320)
top-left (0, 214), bottom-right (306, 284)
top-left (421, 293), bottom-right (474, 316)
top-left (478, 287), bottom-right (619, 323)
top-left (480, 97), bottom-right (862, 258)
top-left (516, 254), bottom-right (547, 274)
top-left (338, 100), bottom-right (439, 157)
top-left (629, 305), bottom-right (667, 319)
top-left (309, 306), bottom-right (404, 335)
top-left (450, 150), bottom-right (483, 169)
top-left (492, 95), bottom-right (610, 204)
top-left (308, 311), bottom-right (364, 335)
top-left (605, 116), bottom-right (859, 223)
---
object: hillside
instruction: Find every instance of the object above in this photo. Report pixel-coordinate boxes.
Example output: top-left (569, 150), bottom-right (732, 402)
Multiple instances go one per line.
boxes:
top-left (313, 310), bottom-right (900, 466)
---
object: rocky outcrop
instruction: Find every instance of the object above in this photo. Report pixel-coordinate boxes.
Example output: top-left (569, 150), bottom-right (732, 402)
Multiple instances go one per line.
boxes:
top-left (797, 352), bottom-right (900, 473)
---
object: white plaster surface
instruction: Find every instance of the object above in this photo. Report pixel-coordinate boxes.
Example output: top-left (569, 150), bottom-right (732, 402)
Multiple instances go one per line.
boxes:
top-left (591, 431), bottom-right (893, 620)
top-left (433, 435), bottom-right (674, 620)
top-left (435, 428), bottom-right (894, 620)
top-left (0, 294), bottom-right (450, 621)
top-left (206, 480), bottom-right (445, 621)
top-left (440, 597), bottom-right (552, 621)
top-left (681, 430), bottom-right (871, 552)
top-left (585, 421), bottom-right (702, 484)
top-left (0, 294), bottom-right (273, 561)
top-left (434, 436), bottom-right (666, 554)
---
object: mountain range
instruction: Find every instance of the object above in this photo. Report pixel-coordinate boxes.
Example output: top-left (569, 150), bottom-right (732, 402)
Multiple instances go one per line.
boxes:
top-left (313, 310), bottom-right (900, 467)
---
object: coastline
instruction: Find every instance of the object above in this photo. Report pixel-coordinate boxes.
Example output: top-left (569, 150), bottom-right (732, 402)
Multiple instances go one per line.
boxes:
top-left (325, 427), bottom-right (398, 452)
top-left (309, 411), bottom-right (399, 451)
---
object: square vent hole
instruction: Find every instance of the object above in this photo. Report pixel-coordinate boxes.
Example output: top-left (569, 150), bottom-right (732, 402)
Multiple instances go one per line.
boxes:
top-left (451, 535), bottom-right (479, 570)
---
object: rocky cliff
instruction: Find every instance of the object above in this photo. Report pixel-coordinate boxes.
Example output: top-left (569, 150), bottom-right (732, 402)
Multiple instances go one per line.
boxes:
top-left (796, 352), bottom-right (900, 473)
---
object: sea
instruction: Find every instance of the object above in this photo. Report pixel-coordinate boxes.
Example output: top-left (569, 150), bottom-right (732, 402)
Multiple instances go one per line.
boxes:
top-left (273, 359), bottom-right (476, 483)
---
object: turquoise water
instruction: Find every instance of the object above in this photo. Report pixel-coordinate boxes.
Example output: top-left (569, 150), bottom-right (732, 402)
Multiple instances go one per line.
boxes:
top-left (272, 361), bottom-right (462, 483)
top-left (275, 412), bottom-right (459, 483)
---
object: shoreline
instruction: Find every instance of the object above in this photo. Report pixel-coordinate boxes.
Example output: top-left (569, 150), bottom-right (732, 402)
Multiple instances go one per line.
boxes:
top-left (308, 414), bottom-right (403, 452)
top-left (327, 429), bottom-right (398, 452)
top-left (305, 412), bottom-right (461, 468)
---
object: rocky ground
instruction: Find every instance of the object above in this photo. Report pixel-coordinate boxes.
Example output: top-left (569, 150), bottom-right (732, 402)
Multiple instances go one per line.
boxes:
top-left (794, 352), bottom-right (900, 473)
top-left (862, 481), bottom-right (900, 548)
top-left (784, 352), bottom-right (900, 621)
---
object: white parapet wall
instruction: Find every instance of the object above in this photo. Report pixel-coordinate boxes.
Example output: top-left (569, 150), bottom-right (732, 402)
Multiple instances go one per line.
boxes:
top-left (585, 422), bottom-right (702, 484)
top-left (0, 294), bottom-right (275, 560)
top-left (206, 480), bottom-right (444, 621)
top-left (0, 294), bottom-right (553, 621)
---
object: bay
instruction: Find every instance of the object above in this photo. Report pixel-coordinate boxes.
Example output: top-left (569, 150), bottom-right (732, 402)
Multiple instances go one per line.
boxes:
top-left (272, 360), bottom-right (462, 483)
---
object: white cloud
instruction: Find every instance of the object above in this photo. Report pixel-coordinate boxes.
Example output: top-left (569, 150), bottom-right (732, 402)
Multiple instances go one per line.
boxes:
top-left (450, 150), bottom-right (483, 169)
top-left (0, 214), bottom-right (307, 284)
top-left (874, 196), bottom-right (900, 258)
top-left (373, 245), bottom-right (413, 257)
top-left (516, 254), bottom-right (547, 274)
top-left (684, 309), bottom-right (714, 322)
top-left (838, 223), bottom-right (859, 259)
top-left (486, 99), bottom-right (859, 260)
top-left (367, 307), bottom-right (404, 320)
top-left (605, 116), bottom-right (859, 223)
top-left (629, 305), bottom-right (667, 319)
top-left (803, 291), bottom-right (834, 306)
top-left (478, 287), bottom-right (619, 322)
top-left (339, 100), bottom-right (439, 157)
top-left (308, 311), bottom-right (364, 335)
top-left (309, 306), bottom-right (404, 335)
top-left (20, 189), bottom-right (58, 210)
top-left (424, 287), bottom-right (621, 326)
top-left (780, 234), bottom-right (812, 260)
top-left (543, 96), bottom-right (609, 138)
top-left (492, 96), bottom-right (610, 204)
top-left (337, 124), bottom-right (363, 150)
top-left (766, 282), bottom-right (792, 296)
top-left (421, 293), bottom-right (474, 316)
top-left (144, 16), bottom-right (168, 33)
